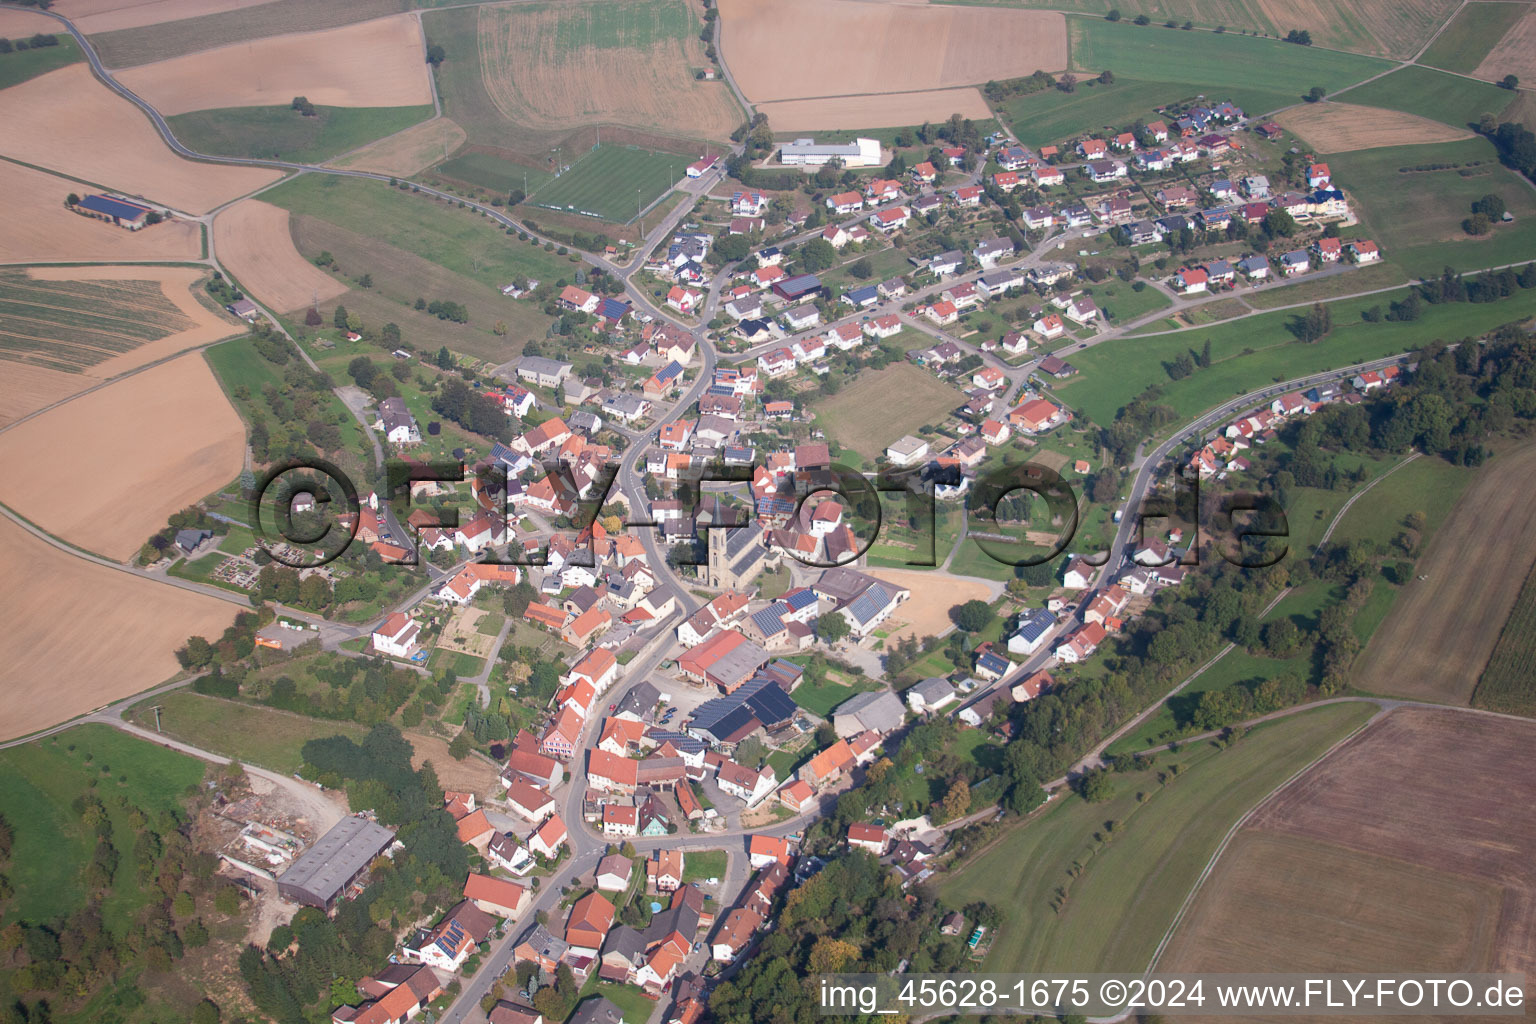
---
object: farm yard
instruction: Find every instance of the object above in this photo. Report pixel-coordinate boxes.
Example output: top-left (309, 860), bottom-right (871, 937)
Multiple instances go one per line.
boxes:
top-left (0, 351), bottom-right (245, 561)
top-left (0, 517), bottom-right (237, 741)
top-left (718, 0), bottom-right (1066, 102)
top-left (1352, 441), bottom-right (1536, 706)
top-left (327, 116), bottom-right (467, 178)
top-left (82, 0), bottom-right (409, 68)
top-left (426, 0), bottom-right (739, 161)
top-left (115, 13), bottom-right (434, 115)
top-left (810, 363), bottom-right (965, 460)
top-left (978, 0), bottom-right (1457, 58)
top-left (0, 64), bottom-right (283, 215)
top-left (0, 160), bottom-right (203, 264)
top-left (938, 703), bottom-right (1376, 973)
top-left (168, 104), bottom-right (433, 163)
top-left (1162, 708), bottom-right (1536, 980)
top-left (1340, 64), bottom-right (1517, 129)
top-left (1271, 101), bottom-right (1473, 153)
top-left (1418, 1), bottom-right (1526, 75)
top-left (213, 199), bottom-right (349, 313)
top-left (1474, 564), bottom-right (1536, 716)
top-left (528, 144), bottom-right (687, 224)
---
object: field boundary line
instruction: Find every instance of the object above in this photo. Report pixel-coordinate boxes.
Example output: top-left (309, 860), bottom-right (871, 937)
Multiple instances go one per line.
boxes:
top-left (1314, 450), bottom-right (1422, 551)
top-left (1134, 706), bottom-right (1386, 992)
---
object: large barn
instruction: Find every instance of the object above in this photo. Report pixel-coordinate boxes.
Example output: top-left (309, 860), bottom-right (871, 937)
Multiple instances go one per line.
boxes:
top-left (276, 816), bottom-right (397, 912)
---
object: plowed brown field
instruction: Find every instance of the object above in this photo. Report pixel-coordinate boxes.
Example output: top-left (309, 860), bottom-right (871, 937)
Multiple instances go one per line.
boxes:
top-left (1273, 102), bottom-right (1473, 153)
top-left (718, 0), bottom-right (1066, 102)
top-left (0, 64), bottom-right (282, 214)
top-left (213, 199), bottom-right (346, 313)
top-left (1475, 7), bottom-right (1536, 85)
top-left (0, 516), bottom-right (237, 740)
top-left (757, 89), bottom-right (992, 130)
top-left (115, 13), bottom-right (432, 114)
top-left (0, 351), bottom-right (245, 560)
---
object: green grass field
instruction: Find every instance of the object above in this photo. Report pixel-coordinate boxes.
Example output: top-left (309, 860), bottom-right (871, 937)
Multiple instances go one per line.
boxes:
top-left (1328, 139), bottom-right (1536, 278)
top-left (682, 849), bottom-right (727, 882)
top-left (998, 76), bottom-right (1296, 147)
top-left (166, 104), bottom-right (432, 163)
top-left (1341, 64), bottom-right (1516, 129)
top-left (0, 34), bottom-right (81, 90)
top-left (938, 702), bottom-right (1376, 973)
top-left (812, 363), bottom-right (965, 460)
top-left (1084, 278), bottom-right (1173, 325)
top-left (1472, 561), bottom-right (1536, 715)
top-left (436, 150), bottom-right (554, 194)
top-left (127, 691), bottom-right (369, 774)
top-left (1057, 284), bottom-right (1536, 427)
top-left (1066, 17), bottom-right (1391, 101)
top-left (789, 673), bottom-right (881, 718)
top-left (527, 144), bottom-right (685, 224)
top-left (1418, 2), bottom-right (1527, 74)
top-left (1327, 454), bottom-right (1472, 551)
top-left (0, 725), bottom-right (204, 930)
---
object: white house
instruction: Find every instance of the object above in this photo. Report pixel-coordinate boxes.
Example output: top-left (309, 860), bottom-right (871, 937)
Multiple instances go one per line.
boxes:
top-left (371, 612), bottom-right (420, 658)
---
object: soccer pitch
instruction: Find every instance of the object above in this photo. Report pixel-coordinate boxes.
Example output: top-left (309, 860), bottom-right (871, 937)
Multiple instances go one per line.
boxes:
top-left (527, 143), bottom-right (685, 223)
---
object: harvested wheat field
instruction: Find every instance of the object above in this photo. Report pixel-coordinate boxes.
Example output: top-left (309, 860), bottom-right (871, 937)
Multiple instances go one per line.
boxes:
top-left (718, 0), bottom-right (1066, 102)
top-left (0, 516), bottom-right (236, 741)
top-left (0, 352), bottom-right (244, 561)
top-left (758, 89), bottom-right (992, 131)
top-left (213, 199), bottom-right (346, 312)
top-left (327, 116), bottom-right (466, 177)
top-left (54, 0), bottom-right (276, 34)
top-left (406, 731), bottom-right (502, 794)
top-left (476, 0), bottom-right (740, 142)
top-left (0, 65), bottom-right (281, 214)
top-left (1273, 101), bottom-right (1474, 153)
top-left (868, 569), bottom-right (995, 644)
top-left (0, 364), bottom-right (98, 431)
top-left (116, 14), bottom-right (432, 115)
top-left (1475, 7), bottom-right (1536, 85)
top-left (1162, 707), bottom-right (1536, 993)
top-left (0, 160), bottom-right (202, 264)
top-left (0, 7), bottom-right (62, 33)
top-left (1354, 443), bottom-right (1536, 704)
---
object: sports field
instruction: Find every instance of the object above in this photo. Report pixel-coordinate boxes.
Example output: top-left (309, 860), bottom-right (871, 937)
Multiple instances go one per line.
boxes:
top-left (1354, 442), bottom-right (1536, 705)
top-left (955, 0), bottom-right (1456, 59)
top-left (811, 363), bottom-right (965, 460)
top-left (937, 703), bottom-right (1376, 973)
top-left (1161, 708), bottom-right (1536, 980)
top-left (1340, 64), bottom-right (1516, 129)
top-left (1329, 138), bottom-right (1536, 277)
top-left (1066, 17), bottom-right (1390, 99)
top-left (167, 103), bottom-right (432, 163)
top-left (528, 144), bottom-right (683, 223)
top-left (1418, 1), bottom-right (1526, 74)
top-left (1474, 562), bottom-right (1536, 716)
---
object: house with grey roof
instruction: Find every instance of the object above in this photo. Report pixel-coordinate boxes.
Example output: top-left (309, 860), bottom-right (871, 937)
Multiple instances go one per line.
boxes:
top-left (833, 689), bottom-right (905, 738)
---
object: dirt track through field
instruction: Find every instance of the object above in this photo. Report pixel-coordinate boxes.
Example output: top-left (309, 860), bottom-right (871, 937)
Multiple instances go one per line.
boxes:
top-left (0, 351), bottom-right (245, 561)
top-left (718, 0), bottom-right (1066, 102)
top-left (55, 0), bottom-right (278, 34)
top-left (756, 89), bottom-right (993, 130)
top-left (1475, 7), bottom-right (1536, 84)
top-left (0, 160), bottom-right (203, 262)
top-left (0, 516), bottom-right (236, 741)
top-left (1273, 102), bottom-right (1474, 153)
top-left (476, 1), bottom-right (740, 142)
top-left (1160, 708), bottom-right (1536, 995)
top-left (213, 199), bottom-right (347, 313)
top-left (1353, 443), bottom-right (1536, 704)
top-left (327, 116), bottom-right (467, 177)
top-left (0, 64), bottom-right (282, 214)
top-left (115, 13), bottom-right (433, 114)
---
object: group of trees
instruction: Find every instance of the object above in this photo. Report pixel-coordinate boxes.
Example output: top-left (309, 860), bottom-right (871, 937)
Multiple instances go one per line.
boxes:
top-left (0, 33), bottom-right (60, 53)
top-left (1463, 192), bottom-right (1507, 235)
top-left (290, 96), bottom-right (317, 117)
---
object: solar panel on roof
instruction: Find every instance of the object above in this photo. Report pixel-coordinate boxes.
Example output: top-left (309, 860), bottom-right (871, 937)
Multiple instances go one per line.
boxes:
top-left (750, 607), bottom-right (785, 637)
top-left (784, 589), bottom-right (817, 612)
top-left (702, 705), bottom-right (756, 741)
top-left (744, 683), bottom-right (796, 726)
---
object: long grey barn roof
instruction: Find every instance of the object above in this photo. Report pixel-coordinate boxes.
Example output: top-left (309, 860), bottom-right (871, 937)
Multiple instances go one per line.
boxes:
top-left (278, 817), bottom-right (395, 902)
